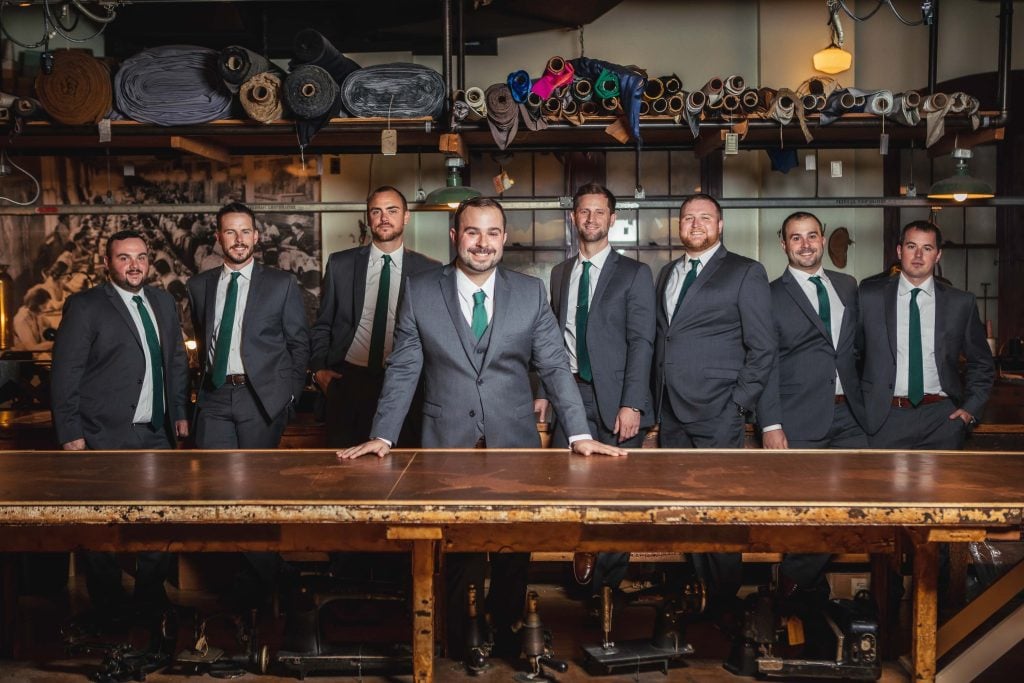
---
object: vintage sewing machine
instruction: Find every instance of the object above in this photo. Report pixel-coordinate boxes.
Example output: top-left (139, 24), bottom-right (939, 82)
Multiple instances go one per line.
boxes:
top-left (173, 609), bottom-right (269, 678)
top-left (62, 608), bottom-right (177, 682)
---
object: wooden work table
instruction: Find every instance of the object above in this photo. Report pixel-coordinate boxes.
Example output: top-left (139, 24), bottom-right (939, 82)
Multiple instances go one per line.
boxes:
top-left (1, 448), bottom-right (1023, 682)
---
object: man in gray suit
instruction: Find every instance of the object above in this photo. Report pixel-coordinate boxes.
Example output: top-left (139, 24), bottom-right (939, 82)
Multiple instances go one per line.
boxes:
top-left (51, 229), bottom-right (189, 611)
top-left (310, 186), bottom-right (439, 447)
top-left (534, 183), bottom-right (656, 594)
top-left (653, 193), bottom-right (775, 606)
top-left (339, 196), bottom-right (625, 658)
top-left (757, 211), bottom-right (868, 599)
top-left (187, 202), bottom-right (310, 450)
top-left (859, 220), bottom-right (994, 450)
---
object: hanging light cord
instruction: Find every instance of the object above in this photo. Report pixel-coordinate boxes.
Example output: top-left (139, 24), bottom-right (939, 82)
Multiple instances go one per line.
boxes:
top-left (0, 150), bottom-right (42, 206)
top-left (835, 0), bottom-right (930, 27)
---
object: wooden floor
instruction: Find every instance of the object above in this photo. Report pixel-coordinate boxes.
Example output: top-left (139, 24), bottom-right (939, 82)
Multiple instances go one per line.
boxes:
top-left (4, 572), bottom-right (1020, 683)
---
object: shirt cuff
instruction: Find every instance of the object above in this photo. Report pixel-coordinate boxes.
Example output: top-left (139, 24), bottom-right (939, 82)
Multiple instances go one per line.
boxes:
top-left (373, 437), bottom-right (393, 447)
top-left (567, 434), bottom-right (593, 444)
top-left (762, 424), bottom-right (782, 433)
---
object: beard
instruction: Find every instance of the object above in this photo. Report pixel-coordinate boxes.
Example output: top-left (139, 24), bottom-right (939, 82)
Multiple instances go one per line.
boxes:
top-left (223, 244), bottom-right (254, 265)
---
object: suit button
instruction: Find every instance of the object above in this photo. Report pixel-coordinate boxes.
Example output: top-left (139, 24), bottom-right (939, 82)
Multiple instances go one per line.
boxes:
top-left (138, 379), bottom-right (143, 384)
top-left (665, 336), bottom-right (671, 342)
top-left (477, 379), bottom-right (483, 385)
top-left (469, 410), bottom-right (476, 417)
top-left (476, 349), bottom-right (484, 354)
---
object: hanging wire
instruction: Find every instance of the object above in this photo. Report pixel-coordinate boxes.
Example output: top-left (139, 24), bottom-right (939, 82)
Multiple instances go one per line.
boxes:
top-left (836, 0), bottom-right (929, 27)
top-left (0, 150), bottom-right (42, 206)
top-left (0, 1), bottom-right (113, 48)
top-left (43, 0), bottom-right (112, 43)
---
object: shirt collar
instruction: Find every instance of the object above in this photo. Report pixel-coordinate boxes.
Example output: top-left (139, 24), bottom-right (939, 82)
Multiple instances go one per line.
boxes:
top-left (221, 259), bottom-right (255, 281)
top-left (788, 265), bottom-right (827, 284)
top-left (111, 282), bottom-right (146, 304)
top-left (578, 243), bottom-right (612, 271)
top-left (684, 241), bottom-right (722, 268)
top-left (898, 273), bottom-right (934, 297)
top-left (456, 266), bottom-right (496, 302)
top-left (370, 242), bottom-right (404, 268)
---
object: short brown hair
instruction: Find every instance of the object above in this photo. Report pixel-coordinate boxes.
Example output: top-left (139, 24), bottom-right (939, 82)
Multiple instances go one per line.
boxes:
top-left (453, 196), bottom-right (506, 232)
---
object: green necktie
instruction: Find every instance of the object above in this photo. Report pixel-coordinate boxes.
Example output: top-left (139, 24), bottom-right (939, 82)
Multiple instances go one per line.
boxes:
top-left (908, 288), bottom-right (924, 406)
top-left (131, 295), bottom-right (164, 429)
top-left (367, 254), bottom-right (393, 369)
top-left (575, 261), bottom-right (593, 382)
top-left (672, 258), bottom-right (699, 319)
top-left (211, 271), bottom-right (240, 388)
top-left (471, 290), bottom-right (488, 340)
top-left (809, 275), bottom-right (832, 341)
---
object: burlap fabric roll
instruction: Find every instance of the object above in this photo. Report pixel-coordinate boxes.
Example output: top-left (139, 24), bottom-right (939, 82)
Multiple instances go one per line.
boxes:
top-left (240, 71), bottom-right (285, 123)
top-left (34, 49), bottom-right (111, 125)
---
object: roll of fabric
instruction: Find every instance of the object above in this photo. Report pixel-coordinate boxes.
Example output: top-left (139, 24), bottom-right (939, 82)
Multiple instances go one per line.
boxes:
top-left (701, 77), bottom-right (724, 105)
top-left (580, 100), bottom-right (599, 117)
top-left (921, 93), bottom-right (953, 147)
top-left (0, 108), bottom-right (9, 125)
top-left (486, 83), bottom-right (519, 150)
top-left (723, 74), bottom-right (744, 96)
top-left (651, 97), bottom-right (668, 115)
top-left (340, 63), bottom-right (446, 118)
top-left (291, 28), bottom-right (361, 90)
top-left (562, 98), bottom-right (579, 116)
top-left (570, 57), bottom-right (646, 142)
top-left (757, 87), bottom-right (777, 112)
top-left (741, 88), bottom-right (760, 111)
top-left (819, 87), bottom-right (869, 125)
top-left (13, 96), bottom-right (42, 120)
top-left (284, 64), bottom-right (339, 119)
top-left (638, 100), bottom-right (650, 117)
top-left (683, 89), bottom-right (706, 137)
top-left (218, 46), bottom-right (279, 92)
top-left (774, 88), bottom-right (812, 143)
top-left (507, 70), bottom-right (531, 103)
top-left (662, 75), bottom-right (682, 95)
top-left (531, 56), bottom-right (574, 100)
top-left (800, 94), bottom-right (818, 112)
top-left (806, 77), bottom-right (827, 96)
top-left (526, 91), bottom-right (544, 113)
top-left (865, 90), bottom-right (894, 116)
top-left (452, 98), bottom-right (471, 123)
top-left (240, 71), bottom-right (285, 123)
top-left (887, 92), bottom-right (921, 126)
top-left (600, 96), bottom-right (620, 113)
top-left (667, 93), bottom-right (684, 115)
top-left (949, 91), bottom-right (978, 115)
top-left (902, 91), bottom-right (922, 109)
top-left (518, 101), bottom-right (548, 132)
top-left (722, 94), bottom-right (740, 114)
top-left (643, 77), bottom-right (664, 102)
top-left (542, 95), bottom-right (562, 120)
top-left (572, 78), bottom-right (593, 102)
top-left (465, 86), bottom-right (487, 120)
top-left (34, 49), bottom-right (112, 125)
top-left (114, 45), bottom-right (232, 125)
top-left (593, 69), bottom-right (620, 99)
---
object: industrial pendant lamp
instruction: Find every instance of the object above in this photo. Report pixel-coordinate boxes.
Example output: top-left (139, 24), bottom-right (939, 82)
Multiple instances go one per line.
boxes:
top-left (424, 157), bottom-right (481, 209)
top-left (813, 2), bottom-right (853, 75)
top-left (927, 148), bottom-right (994, 202)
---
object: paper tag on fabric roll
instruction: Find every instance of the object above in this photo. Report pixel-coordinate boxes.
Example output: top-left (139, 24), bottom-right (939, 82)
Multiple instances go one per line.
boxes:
top-left (98, 118), bottom-right (111, 143)
top-left (381, 129), bottom-right (397, 156)
top-left (879, 132), bottom-right (890, 156)
top-left (492, 171), bottom-right (514, 194)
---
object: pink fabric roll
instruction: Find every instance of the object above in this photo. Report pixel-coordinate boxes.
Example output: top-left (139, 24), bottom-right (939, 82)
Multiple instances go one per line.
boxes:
top-left (530, 56), bottom-right (575, 100)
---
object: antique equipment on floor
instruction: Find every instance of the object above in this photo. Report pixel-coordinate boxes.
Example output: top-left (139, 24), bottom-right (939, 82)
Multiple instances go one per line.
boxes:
top-left (515, 590), bottom-right (568, 681)
top-left (174, 609), bottom-right (269, 677)
top-left (581, 578), bottom-right (706, 675)
top-left (62, 608), bottom-right (177, 683)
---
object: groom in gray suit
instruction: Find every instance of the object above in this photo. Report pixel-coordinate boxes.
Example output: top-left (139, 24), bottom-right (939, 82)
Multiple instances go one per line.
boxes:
top-left (339, 196), bottom-right (625, 658)
top-left (756, 211), bottom-right (868, 599)
top-left (859, 220), bottom-right (994, 450)
top-left (535, 183), bottom-right (656, 595)
top-left (653, 193), bottom-right (775, 607)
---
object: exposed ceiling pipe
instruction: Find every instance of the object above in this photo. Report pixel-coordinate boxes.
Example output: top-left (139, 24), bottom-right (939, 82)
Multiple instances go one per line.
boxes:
top-left (927, 0), bottom-right (939, 95)
top-left (979, 0), bottom-right (1012, 128)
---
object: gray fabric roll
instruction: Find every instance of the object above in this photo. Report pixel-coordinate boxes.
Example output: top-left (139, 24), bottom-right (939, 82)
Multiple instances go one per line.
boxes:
top-left (218, 46), bottom-right (280, 92)
top-left (114, 45), bottom-right (233, 125)
top-left (340, 63), bottom-right (445, 118)
top-left (283, 64), bottom-right (339, 119)
top-left (865, 90), bottom-right (894, 115)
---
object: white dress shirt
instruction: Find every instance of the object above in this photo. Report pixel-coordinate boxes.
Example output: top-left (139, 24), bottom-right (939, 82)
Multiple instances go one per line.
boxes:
top-left (664, 242), bottom-right (721, 323)
top-left (790, 266), bottom-right (846, 396)
top-left (346, 244), bottom-right (405, 367)
top-left (210, 260), bottom-right (253, 375)
top-left (894, 273), bottom-right (944, 397)
top-left (112, 283), bottom-right (161, 424)
top-left (564, 244), bottom-right (611, 373)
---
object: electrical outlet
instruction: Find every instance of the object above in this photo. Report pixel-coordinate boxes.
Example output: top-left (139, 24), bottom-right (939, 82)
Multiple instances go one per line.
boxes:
top-left (830, 160), bottom-right (843, 178)
top-left (805, 154), bottom-right (816, 171)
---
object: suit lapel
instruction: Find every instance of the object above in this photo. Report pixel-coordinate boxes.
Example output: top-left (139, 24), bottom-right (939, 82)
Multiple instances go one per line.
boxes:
top-left (781, 269), bottom-right (830, 341)
top-left (933, 280), bottom-right (947, 363)
top-left (353, 247), bottom-right (370, 310)
top-left (105, 282), bottom-right (144, 351)
top-left (441, 266), bottom-right (483, 373)
top-left (590, 250), bottom-right (618, 314)
top-left (555, 258), bottom-right (573, 328)
top-left (885, 277), bottom-right (899, 360)
top-left (203, 268), bottom-right (219, 351)
top-left (672, 246), bottom-right (724, 327)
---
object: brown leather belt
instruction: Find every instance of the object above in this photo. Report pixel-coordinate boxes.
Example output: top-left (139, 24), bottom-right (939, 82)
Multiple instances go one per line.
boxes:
top-left (225, 373), bottom-right (248, 386)
top-left (892, 394), bottom-right (944, 408)
top-left (834, 395), bottom-right (847, 404)
top-left (474, 436), bottom-right (487, 449)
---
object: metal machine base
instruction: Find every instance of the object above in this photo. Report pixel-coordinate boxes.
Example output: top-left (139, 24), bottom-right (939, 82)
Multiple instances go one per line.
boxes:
top-left (277, 643), bottom-right (412, 679)
top-left (581, 640), bottom-right (694, 676)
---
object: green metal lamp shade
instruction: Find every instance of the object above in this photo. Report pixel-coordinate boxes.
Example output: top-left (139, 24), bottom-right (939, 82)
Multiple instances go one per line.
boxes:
top-left (927, 149), bottom-right (994, 202)
top-left (424, 159), bottom-right (482, 209)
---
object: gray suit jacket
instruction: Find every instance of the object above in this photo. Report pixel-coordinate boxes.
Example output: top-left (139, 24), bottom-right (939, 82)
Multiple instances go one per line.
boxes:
top-left (51, 282), bottom-right (189, 449)
top-left (371, 264), bottom-right (589, 448)
top-left (756, 268), bottom-right (866, 440)
top-left (858, 275), bottom-right (994, 434)
top-left (188, 263), bottom-right (310, 420)
top-left (548, 250), bottom-right (656, 430)
top-left (309, 245), bottom-right (440, 371)
top-left (653, 246), bottom-right (775, 422)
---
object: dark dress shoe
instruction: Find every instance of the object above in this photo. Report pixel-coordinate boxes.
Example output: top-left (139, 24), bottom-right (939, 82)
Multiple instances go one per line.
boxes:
top-left (573, 552), bottom-right (596, 585)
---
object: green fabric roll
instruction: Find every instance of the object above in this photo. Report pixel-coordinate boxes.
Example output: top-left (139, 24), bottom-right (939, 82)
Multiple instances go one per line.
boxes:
top-left (594, 69), bottom-right (620, 99)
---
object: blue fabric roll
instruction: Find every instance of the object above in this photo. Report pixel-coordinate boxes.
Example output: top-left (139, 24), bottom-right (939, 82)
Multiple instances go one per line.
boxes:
top-left (569, 57), bottom-right (646, 143)
top-left (114, 45), bottom-right (233, 126)
top-left (340, 63), bottom-right (445, 118)
top-left (507, 70), bottom-right (531, 104)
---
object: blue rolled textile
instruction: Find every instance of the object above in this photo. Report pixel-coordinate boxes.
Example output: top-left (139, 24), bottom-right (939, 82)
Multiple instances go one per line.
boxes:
top-left (569, 57), bottom-right (646, 143)
top-left (114, 45), bottom-right (233, 125)
top-left (340, 63), bottom-right (445, 118)
top-left (507, 70), bottom-right (531, 104)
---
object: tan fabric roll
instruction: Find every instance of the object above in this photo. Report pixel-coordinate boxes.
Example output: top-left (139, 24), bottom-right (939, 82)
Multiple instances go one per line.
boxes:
top-left (240, 71), bottom-right (285, 123)
top-left (34, 49), bottom-right (112, 125)
top-left (724, 74), bottom-right (745, 96)
top-left (465, 86), bottom-right (487, 119)
top-left (701, 77), bottom-right (723, 105)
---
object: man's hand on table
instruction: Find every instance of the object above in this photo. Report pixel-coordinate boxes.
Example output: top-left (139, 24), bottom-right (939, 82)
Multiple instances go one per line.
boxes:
top-left (337, 438), bottom-right (391, 460)
top-left (570, 439), bottom-right (628, 457)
